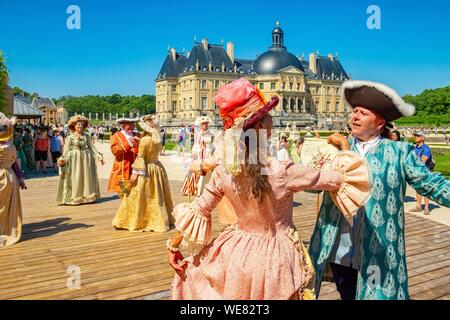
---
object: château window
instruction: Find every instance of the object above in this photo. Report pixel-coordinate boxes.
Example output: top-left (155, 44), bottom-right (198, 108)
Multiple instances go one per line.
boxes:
top-left (290, 83), bottom-right (293, 90)
top-left (215, 80), bottom-right (219, 90)
top-left (259, 83), bottom-right (264, 90)
top-left (326, 101), bottom-right (331, 112)
top-left (271, 83), bottom-right (275, 90)
top-left (201, 97), bottom-right (207, 111)
top-left (189, 97), bottom-right (192, 109)
top-left (201, 80), bottom-right (207, 89)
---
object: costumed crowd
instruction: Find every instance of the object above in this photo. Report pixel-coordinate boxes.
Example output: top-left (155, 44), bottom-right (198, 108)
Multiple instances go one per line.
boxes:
top-left (1, 78), bottom-right (449, 301)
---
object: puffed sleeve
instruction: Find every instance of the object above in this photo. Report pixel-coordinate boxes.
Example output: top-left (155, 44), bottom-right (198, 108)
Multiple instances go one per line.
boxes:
top-left (86, 135), bottom-right (104, 162)
top-left (59, 134), bottom-right (72, 161)
top-left (172, 168), bottom-right (224, 247)
top-left (285, 161), bottom-right (342, 193)
top-left (131, 136), bottom-right (150, 174)
top-left (328, 151), bottom-right (372, 226)
top-left (286, 151), bottom-right (371, 226)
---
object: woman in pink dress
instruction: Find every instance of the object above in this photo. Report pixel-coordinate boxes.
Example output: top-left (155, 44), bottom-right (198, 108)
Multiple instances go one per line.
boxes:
top-left (166, 78), bottom-right (369, 300)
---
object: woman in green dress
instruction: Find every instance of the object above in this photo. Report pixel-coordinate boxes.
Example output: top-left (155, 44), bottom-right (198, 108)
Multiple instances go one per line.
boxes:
top-left (13, 127), bottom-right (28, 173)
top-left (56, 115), bottom-right (104, 205)
top-left (22, 127), bottom-right (35, 172)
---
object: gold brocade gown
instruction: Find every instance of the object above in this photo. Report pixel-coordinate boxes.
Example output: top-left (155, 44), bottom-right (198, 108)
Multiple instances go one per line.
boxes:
top-left (112, 135), bottom-right (174, 232)
top-left (0, 143), bottom-right (22, 248)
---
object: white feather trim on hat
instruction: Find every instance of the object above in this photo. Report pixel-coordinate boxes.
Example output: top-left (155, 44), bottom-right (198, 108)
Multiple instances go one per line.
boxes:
top-left (117, 117), bottom-right (140, 124)
top-left (341, 80), bottom-right (415, 117)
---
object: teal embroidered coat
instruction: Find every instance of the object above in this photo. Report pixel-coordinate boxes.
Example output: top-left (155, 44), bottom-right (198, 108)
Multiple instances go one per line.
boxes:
top-left (308, 138), bottom-right (450, 300)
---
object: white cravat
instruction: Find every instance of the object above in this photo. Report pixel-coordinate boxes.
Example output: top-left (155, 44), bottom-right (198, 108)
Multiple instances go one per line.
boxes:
top-left (354, 135), bottom-right (381, 157)
top-left (121, 129), bottom-right (134, 147)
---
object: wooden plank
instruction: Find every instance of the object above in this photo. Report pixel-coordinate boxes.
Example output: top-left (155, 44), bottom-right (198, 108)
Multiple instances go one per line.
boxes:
top-left (1, 176), bottom-right (450, 300)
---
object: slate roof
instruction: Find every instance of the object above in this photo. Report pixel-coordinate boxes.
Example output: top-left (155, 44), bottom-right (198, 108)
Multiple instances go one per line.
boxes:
top-left (184, 43), bottom-right (234, 72)
top-left (315, 56), bottom-right (349, 80)
top-left (300, 60), bottom-right (316, 79)
top-left (253, 49), bottom-right (305, 75)
top-left (156, 33), bottom-right (349, 80)
top-left (156, 52), bottom-right (187, 79)
top-left (15, 95), bottom-right (32, 105)
top-left (234, 58), bottom-right (254, 75)
top-left (14, 97), bottom-right (45, 117)
top-left (31, 97), bottom-right (57, 110)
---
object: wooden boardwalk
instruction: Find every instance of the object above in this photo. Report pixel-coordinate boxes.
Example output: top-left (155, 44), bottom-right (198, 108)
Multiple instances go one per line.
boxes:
top-left (0, 175), bottom-right (449, 300)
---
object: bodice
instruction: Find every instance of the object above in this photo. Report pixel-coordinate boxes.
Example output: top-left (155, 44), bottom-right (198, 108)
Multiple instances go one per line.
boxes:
top-left (67, 135), bottom-right (91, 151)
top-left (0, 143), bottom-right (17, 169)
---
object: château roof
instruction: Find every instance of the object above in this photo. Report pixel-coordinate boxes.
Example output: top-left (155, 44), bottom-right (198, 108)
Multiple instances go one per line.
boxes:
top-left (157, 52), bottom-right (187, 78)
top-left (156, 24), bottom-right (350, 81)
top-left (184, 43), bottom-right (234, 72)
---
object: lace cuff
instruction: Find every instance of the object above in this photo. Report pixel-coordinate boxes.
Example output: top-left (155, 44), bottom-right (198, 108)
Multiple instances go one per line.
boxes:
top-left (329, 151), bottom-right (372, 226)
top-left (173, 203), bottom-right (212, 246)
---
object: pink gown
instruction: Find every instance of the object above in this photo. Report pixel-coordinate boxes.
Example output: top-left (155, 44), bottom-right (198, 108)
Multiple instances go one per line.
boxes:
top-left (171, 157), bottom-right (348, 300)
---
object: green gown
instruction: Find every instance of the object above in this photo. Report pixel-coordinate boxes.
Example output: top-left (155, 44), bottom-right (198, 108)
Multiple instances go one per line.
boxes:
top-left (13, 135), bottom-right (28, 173)
top-left (22, 133), bottom-right (35, 172)
top-left (56, 133), bottom-right (103, 205)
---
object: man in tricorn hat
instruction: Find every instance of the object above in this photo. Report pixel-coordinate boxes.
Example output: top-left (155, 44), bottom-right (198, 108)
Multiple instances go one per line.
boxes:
top-left (108, 117), bottom-right (140, 198)
top-left (309, 80), bottom-right (450, 300)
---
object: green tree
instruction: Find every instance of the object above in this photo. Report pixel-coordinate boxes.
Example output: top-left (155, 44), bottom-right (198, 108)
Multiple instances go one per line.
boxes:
top-left (0, 50), bottom-right (9, 112)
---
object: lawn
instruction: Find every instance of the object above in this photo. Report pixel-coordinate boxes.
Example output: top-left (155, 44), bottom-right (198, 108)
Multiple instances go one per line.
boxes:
top-left (433, 149), bottom-right (450, 179)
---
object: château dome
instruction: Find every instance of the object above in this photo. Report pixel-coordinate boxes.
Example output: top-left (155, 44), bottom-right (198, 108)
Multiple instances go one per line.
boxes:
top-left (253, 22), bottom-right (304, 75)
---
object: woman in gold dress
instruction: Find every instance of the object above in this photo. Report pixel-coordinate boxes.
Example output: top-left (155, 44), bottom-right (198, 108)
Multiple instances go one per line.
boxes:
top-left (112, 115), bottom-right (174, 232)
top-left (0, 113), bottom-right (26, 248)
top-left (56, 115), bottom-right (104, 205)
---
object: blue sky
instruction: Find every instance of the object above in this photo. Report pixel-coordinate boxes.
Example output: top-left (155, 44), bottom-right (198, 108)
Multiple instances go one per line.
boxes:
top-left (0, 0), bottom-right (449, 98)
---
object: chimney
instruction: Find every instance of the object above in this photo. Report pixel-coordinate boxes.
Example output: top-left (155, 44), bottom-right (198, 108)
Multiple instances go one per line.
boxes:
top-left (187, 50), bottom-right (191, 58)
top-left (226, 41), bottom-right (234, 64)
top-left (170, 48), bottom-right (177, 61)
top-left (328, 53), bottom-right (334, 61)
top-left (202, 38), bottom-right (208, 51)
top-left (309, 52), bottom-right (317, 74)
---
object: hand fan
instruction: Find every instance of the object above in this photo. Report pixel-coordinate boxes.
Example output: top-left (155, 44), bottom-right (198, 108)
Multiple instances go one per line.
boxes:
top-left (300, 138), bottom-right (339, 171)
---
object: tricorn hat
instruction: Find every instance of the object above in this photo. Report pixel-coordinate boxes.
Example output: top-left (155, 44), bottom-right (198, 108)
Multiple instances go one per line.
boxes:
top-left (117, 117), bottom-right (140, 124)
top-left (341, 80), bottom-right (415, 122)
